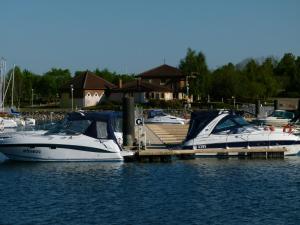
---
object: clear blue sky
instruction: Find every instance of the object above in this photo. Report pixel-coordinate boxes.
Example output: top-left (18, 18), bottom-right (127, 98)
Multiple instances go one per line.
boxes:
top-left (1, 0), bottom-right (299, 75)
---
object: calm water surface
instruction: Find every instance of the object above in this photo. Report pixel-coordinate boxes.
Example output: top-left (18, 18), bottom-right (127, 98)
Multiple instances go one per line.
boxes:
top-left (0, 157), bottom-right (299, 225)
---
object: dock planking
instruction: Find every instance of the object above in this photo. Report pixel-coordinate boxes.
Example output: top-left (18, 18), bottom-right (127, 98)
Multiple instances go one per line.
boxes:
top-left (124, 147), bottom-right (287, 162)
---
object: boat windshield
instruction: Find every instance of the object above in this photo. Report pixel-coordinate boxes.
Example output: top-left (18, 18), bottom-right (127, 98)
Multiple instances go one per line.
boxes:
top-left (212, 115), bottom-right (250, 134)
top-left (272, 110), bottom-right (294, 119)
top-left (148, 110), bottom-right (167, 118)
top-left (45, 119), bottom-right (92, 135)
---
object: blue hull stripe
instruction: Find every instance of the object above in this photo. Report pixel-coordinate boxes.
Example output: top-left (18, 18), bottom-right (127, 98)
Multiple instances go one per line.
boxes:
top-left (183, 140), bottom-right (300, 149)
top-left (0, 143), bottom-right (114, 153)
top-left (4, 153), bottom-right (122, 161)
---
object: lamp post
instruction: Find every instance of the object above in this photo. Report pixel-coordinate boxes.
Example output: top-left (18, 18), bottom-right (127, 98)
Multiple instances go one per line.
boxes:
top-left (70, 84), bottom-right (74, 111)
top-left (232, 96), bottom-right (236, 109)
top-left (31, 89), bottom-right (34, 107)
top-left (185, 72), bottom-right (197, 99)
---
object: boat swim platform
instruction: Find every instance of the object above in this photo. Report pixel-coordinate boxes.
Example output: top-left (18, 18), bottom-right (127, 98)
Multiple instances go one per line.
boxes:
top-left (124, 147), bottom-right (287, 162)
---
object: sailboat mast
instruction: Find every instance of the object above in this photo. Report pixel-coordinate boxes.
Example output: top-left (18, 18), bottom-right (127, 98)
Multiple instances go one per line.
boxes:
top-left (11, 64), bottom-right (15, 108)
top-left (0, 58), bottom-right (6, 112)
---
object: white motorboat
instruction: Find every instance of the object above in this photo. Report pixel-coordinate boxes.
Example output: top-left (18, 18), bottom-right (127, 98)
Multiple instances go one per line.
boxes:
top-left (145, 109), bottom-right (186, 125)
top-left (24, 117), bottom-right (36, 126)
top-left (0, 111), bottom-right (132, 162)
top-left (182, 110), bottom-right (300, 156)
top-left (0, 117), bottom-right (18, 128)
top-left (256, 110), bottom-right (294, 127)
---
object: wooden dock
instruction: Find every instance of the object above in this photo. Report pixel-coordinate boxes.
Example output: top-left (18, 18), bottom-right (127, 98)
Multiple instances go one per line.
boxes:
top-left (124, 147), bottom-right (287, 162)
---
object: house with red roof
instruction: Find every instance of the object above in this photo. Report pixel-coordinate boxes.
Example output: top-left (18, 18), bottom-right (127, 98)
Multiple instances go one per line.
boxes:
top-left (60, 71), bottom-right (116, 108)
top-left (137, 64), bottom-right (188, 101)
top-left (109, 64), bottom-right (190, 103)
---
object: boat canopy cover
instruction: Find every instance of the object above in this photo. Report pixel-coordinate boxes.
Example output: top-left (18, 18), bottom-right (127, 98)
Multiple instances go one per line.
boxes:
top-left (184, 111), bottom-right (220, 142)
top-left (47, 111), bottom-right (122, 141)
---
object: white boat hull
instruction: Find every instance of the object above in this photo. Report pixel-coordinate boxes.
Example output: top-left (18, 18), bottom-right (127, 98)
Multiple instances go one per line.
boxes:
top-left (0, 146), bottom-right (123, 161)
top-left (0, 133), bottom-right (124, 162)
top-left (193, 145), bottom-right (300, 157)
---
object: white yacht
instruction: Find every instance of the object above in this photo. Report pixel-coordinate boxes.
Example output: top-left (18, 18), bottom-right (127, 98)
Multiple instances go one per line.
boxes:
top-left (0, 111), bottom-right (132, 161)
top-left (145, 109), bottom-right (186, 125)
top-left (182, 110), bottom-right (300, 156)
top-left (256, 110), bottom-right (294, 127)
top-left (0, 117), bottom-right (18, 129)
top-left (24, 117), bottom-right (36, 126)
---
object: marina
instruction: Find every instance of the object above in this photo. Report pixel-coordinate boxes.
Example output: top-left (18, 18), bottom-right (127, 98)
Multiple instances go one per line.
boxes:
top-left (1, 1), bottom-right (300, 225)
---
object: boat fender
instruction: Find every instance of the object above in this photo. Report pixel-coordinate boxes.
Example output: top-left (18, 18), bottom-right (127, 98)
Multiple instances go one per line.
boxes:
top-left (283, 124), bottom-right (293, 133)
top-left (264, 126), bottom-right (274, 131)
top-left (269, 125), bottom-right (275, 131)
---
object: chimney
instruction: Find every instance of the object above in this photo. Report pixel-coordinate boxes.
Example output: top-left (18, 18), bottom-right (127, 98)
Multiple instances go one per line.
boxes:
top-left (118, 79), bottom-right (122, 88)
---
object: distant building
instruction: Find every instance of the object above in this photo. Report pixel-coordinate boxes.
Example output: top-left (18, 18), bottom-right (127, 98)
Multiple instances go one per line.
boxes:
top-left (109, 79), bottom-right (173, 103)
top-left (272, 98), bottom-right (300, 111)
top-left (109, 64), bottom-right (190, 103)
top-left (60, 71), bottom-right (116, 108)
top-left (137, 64), bottom-right (189, 101)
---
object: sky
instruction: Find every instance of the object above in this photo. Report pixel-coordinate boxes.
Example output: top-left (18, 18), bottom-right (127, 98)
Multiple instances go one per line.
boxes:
top-left (0, 0), bottom-right (300, 75)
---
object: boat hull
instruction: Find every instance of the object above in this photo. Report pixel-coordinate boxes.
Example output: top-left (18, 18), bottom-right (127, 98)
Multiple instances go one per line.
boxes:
top-left (0, 145), bottom-right (123, 161)
top-left (192, 145), bottom-right (300, 157)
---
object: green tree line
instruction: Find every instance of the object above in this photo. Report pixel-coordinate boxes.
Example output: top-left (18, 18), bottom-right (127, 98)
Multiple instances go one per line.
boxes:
top-left (2, 49), bottom-right (299, 107)
top-left (179, 48), bottom-right (300, 102)
top-left (3, 68), bottom-right (134, 107)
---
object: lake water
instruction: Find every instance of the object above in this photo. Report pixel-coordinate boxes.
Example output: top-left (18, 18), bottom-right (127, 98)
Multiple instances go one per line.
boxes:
top-left (0, 157), bottom-right (299, 225)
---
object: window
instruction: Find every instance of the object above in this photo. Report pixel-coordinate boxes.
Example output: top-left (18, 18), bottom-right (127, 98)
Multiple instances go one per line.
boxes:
top-left (96, 121), bottom-right (108, 139)
top-left (212, 115), bottom-right (250, 134)
top-left (94, 93), bottom-right (98, 97)
top-left (45, 119), bottom-right (92, 135)
top-left (160, 79), bottom-right (166, 85)
top-left (160, 93), bottom-right (165, 99)
top-left (155, 93), bottom-right (160, 99)
top-left (86, 92), bottom-right (91, 97)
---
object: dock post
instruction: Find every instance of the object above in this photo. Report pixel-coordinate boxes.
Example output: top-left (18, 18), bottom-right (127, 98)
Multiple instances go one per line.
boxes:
top-left (255, 100), bottom-right (261, 117)
top-left (274, 100), bottom-right (278, 110)
top-left (123, 97), bottom-right (135, 147)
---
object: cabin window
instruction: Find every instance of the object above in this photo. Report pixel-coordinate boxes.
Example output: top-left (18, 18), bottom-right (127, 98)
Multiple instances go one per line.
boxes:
top-left (94, 93), bottom-right (98, 97)
top-left (96, 121), bottom-right (108, 139)
top-left (213, 118), bottom-right (236, 134)
top-left (212, 115), bottom-right (249, 134)
top-left (86, 92), bottom-right (91, 97)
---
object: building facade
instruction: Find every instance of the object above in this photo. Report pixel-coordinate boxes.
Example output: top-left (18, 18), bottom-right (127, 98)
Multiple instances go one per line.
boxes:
top-left (60, 71), bottom-right (116, 108)
top-left (137, 64), bottom-right (189, 101)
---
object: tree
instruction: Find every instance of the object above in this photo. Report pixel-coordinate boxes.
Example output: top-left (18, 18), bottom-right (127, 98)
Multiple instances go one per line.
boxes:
top-left (179, 48), bottom-right (209, 99)
top-left (42, 68), bottom-right (72, 102)
top-left (274, 53), bottom-right (297, 96)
